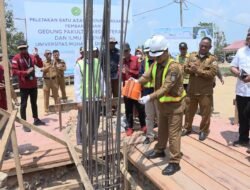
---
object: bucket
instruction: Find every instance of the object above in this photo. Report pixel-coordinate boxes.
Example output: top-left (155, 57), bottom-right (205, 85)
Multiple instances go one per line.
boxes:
top-left (122, 80), bottom-right (141, 100)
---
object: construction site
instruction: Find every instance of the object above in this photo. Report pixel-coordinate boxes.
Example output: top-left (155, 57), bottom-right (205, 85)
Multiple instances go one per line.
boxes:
top-left (0, 0), bottom-right (250, 190)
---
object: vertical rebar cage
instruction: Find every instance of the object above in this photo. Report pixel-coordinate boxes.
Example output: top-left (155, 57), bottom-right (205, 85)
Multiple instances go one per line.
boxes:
top-left (79, 0), bottom-right (130, 189)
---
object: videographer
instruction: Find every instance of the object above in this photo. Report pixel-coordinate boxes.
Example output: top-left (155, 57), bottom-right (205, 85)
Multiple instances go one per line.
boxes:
top-left (12, 40), bottom-right (45, 132)
top-left (230, 28), bottom-right (250, 146)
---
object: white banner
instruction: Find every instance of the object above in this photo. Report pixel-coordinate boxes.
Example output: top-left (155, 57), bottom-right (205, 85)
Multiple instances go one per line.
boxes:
top-left (24, 1), bottom-right (132, 75)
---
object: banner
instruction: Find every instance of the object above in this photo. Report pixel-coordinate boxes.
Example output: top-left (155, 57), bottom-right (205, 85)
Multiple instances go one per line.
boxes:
top-left (153, 27), bottom-right (214, 58)
top-left (24, 1), bottom-right (132, 76)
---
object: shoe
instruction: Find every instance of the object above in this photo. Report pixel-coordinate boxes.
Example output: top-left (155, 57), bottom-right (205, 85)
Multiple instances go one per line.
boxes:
top-left (141, 126), bottom-right (147, 134)
top-left (143, 137), bottom-right (153, 145)
top-left (23, 126), bottom-right (31, 132)
top-left (126, 128), bottom-right (134, 136)
top-left (233, 140), bottom-right (249, 147)
top-left (147, 150), bottom-right (165, 159)
top-left (162, 163), bottom-right (180, 175)
top-left (199, 132), bottom-right (207, 141)
top-left (247, 148), bottom-right (250, 154)
top-left (62, 99), bottom-right (67, 103)
top-left (4, 151), bottom-right (14, 160)
top-left (181, 129), bottom-right (191, 136)
top-left (33, 118), bottom-right (45, 126)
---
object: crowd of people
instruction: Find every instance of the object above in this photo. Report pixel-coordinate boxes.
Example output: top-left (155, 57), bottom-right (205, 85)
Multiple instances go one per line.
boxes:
top-left (0, 29), bottom-right (249, 174)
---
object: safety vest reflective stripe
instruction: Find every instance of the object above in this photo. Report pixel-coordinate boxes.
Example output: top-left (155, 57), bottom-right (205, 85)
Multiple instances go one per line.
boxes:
top-left (77, 58), bottom-right (101, 99)
top-left (144, 57), bottom-right (154, 88)
top-left (152, 58), bottom-right (186, 103)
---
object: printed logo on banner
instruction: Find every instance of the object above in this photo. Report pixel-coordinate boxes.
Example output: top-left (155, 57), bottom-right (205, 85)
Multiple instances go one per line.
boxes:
top-left (71, 7), bottom-right (81, 16)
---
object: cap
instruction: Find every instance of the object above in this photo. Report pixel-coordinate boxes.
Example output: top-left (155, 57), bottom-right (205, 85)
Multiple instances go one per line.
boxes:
top-left (17, 40), bottom-right (28, 49)
top-left (123, 43), bottom-right (131, 51)
top-left (144, 38), bottom-right (152, 52)
top-left (179, 42), bottom-right (188, 49)
top-left (246, 28), bottom-right (250, 39)
top-left (109, 37), bottom-right (118, 43)
top-left (149, 35), bottom-right (169, 57)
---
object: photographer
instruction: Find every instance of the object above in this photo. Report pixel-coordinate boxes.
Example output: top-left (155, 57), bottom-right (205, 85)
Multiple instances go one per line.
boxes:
top-left (12, 40), bottom-right (45, 132)
top-left (230, 28), bottom-right (250, 146)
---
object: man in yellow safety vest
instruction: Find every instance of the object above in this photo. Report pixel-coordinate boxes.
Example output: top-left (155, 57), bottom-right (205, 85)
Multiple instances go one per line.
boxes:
top-left (137, 35), bottom-right (186, 175)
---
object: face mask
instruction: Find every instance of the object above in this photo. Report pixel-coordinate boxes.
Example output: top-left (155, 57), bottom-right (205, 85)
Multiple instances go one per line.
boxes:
top-left (136, 54), bottom-right (142, 58)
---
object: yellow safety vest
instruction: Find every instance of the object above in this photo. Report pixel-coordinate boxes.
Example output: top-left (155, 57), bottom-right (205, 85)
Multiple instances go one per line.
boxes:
top-left (152, 58), bottom-right (186, 103)
top-left (76, 58), bottom-right (101, 99)
top-left (144, 57), bottom-right (154, 88)
top-left (176, 53), bottom-right (190, 85)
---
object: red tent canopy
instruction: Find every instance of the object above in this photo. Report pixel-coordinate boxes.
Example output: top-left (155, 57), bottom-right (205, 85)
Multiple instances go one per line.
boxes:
top-left (223, 40), bottom-right (245, 52)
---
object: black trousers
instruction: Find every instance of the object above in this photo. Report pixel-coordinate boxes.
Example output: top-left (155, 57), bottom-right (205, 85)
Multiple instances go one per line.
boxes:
top-left (20, 88), bottom-right (38, 120)
top-left (124, 97), bottom-right (146, 129)
top-left (236, 95), bottom-right (250, 142)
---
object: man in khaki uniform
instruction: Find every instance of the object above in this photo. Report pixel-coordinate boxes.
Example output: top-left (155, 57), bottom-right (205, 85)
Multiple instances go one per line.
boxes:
top-left (182, 37), bottom-right (218, 141)
top-left (137, 35), bottom-right (186, 176)
top-left (41, 50), bottom-right (58, 114)
top-left (53, 50), bottom-right (67, 102)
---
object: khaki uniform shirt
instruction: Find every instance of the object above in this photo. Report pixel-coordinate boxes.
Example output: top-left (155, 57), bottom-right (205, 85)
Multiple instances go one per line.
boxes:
top-left (54, 59), bottom-right (66, 77)
top-left (43, 60), bottom-right (57, 78)
top-left (184, 52), bottom-right (218, 95)
top-left (138, 58), bottom-right (184, 114)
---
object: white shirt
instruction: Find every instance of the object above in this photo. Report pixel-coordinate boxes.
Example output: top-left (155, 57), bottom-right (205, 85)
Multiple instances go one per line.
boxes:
top-left (74, 60), bottom-right (105, 103)
top-left (231, 46), bottom-right (250, 97)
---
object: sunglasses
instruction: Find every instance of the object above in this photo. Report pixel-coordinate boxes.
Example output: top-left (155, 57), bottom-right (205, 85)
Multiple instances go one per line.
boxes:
top-left (19, 48), bottom-right (27, 51)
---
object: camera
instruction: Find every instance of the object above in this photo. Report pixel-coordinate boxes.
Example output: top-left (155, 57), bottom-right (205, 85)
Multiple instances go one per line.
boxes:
top-left (239, 69), bottom-right (248, 80)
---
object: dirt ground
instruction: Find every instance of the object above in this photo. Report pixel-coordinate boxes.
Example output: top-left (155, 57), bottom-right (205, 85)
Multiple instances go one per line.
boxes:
top-left (21, 72), bottom-right (237, 122)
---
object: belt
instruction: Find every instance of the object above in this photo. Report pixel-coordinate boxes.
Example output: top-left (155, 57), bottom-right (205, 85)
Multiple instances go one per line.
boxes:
top-left (44, 77), bottom-right (56, 80)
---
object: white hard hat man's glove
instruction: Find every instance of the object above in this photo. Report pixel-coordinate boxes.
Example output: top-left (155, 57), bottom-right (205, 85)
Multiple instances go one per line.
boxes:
top-left (139, 95), bottom-right (150, 104)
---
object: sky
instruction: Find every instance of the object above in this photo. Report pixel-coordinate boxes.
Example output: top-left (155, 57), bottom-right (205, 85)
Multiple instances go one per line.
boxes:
top-left (9, 0), bottom-right (250, 51)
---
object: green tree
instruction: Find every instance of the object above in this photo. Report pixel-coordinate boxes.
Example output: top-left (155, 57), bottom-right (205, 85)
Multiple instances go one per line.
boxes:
top-left (0, 2), bottom-right (25, 56)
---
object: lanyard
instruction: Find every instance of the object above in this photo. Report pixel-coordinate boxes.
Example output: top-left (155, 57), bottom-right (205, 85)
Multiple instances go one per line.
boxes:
top-left (22, 57), bottom-right (32, 68)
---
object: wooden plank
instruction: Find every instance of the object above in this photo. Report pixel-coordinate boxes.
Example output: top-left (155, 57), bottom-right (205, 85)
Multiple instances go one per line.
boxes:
top-left (6, 160), bottom-right (74, 177)
top-left (64, 131), bottom-right (94, 190)
top-left (48, 98), bottom-right (124, 112)
top-left (190, 136), bottom-right (250, 166)
top-left (182, 141), bottom-right (250, 190)
top-left (10, 128), bottom-right (25, 190)
top-left (0, 109), bottom-right (105, 165)
top-left (135, 144), bottom-right (204, 190)
top-left (128, 145), bottom-right (183, 190)
top-left (183, 137), bottom-right (250, 176)
top-left (0, 0), bottom-right (24, 188)
top-left (0, 110), bottom-right (17, 165)
top-left (121, 142), bottom-right (143, 190)
top-left (0, 115), bottom-right (8, 131)
top-left (43, 179), bottom-right (81, 190)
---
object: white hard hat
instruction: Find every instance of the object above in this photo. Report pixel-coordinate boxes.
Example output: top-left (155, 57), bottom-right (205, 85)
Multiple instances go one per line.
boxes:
top-left (143, 38), bottom-right (151, 52)
top-left (149, 35), bottom-right (169, 57)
